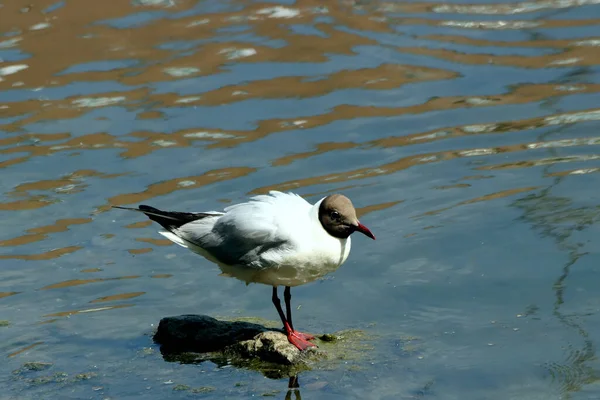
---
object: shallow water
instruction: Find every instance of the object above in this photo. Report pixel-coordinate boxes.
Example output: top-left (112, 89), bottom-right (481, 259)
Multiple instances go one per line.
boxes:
top-left (2, 0), bottom-right (600, 398)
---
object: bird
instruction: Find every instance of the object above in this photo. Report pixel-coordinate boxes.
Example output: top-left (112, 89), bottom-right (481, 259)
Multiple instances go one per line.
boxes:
top-left (113, 190), bottom-right (375, 350)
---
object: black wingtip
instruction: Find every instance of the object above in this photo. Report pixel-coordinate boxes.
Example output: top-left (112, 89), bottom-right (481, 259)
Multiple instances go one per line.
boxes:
top-left (139, 205), bottom-right (160, 212)
top-left (112, 204), bottom-right (163, 216)
top-left (112, 205), bottom-right (159, 213)
top-left (114, 204), bottom-right (213, 231)
top-left (112, 205), bottom-right (139, 211)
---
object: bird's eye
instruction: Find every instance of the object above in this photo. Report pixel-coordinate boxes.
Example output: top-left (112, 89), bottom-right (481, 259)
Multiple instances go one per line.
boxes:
top-left (330, 211), bottom-right (340, 220)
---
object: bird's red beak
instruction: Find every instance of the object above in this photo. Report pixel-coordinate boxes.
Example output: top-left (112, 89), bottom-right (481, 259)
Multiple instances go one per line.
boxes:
top-left (355, 222), bottom-right (375, 240)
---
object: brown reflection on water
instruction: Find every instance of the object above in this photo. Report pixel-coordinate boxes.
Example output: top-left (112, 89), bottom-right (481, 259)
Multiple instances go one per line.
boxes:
top-left (151, 274), bottom-right (173, 279)
top-left (7, 341), bottom-right (44, 358)
top-left (3, 80), bottom-right (596, 167)
top-left (0, 0), bottom-right (598, 260)
top-left (373, 105), bottom-right (600, 151)
top-left (135, 238), bottom-right (173, 246)
top-left (357, 200), bottom-right (404, 218)
top-left (128, 248), bottom-right (153, 255)
top-left (81, 268), bottom-right (103, 273)
top-left (382, 16), bottom-right (600, 30)
top-left (272, 142), bottom-right (359, 167)
top-left (0, 246), bottom-right (81, 261)
top-left (0, 0), bottom-right (596, 93)
top-left (461, 175), bottom-right (494, 181)
top-left (126, 221), bottom-right (152, 229)
top-left (304, 184), bottom-right (375, 199)
top-left (420, 34), bottom-right (594, 49)
top-left (479, 155), bottom-right (600, 171)
top-left (0, 0), bottom-right (391, 94)
top-left (104, 167), bottom-right (256, 207)
top-left (197, 64), bottom-right (458, 107)
top-left (548, 167), bottom-right (600, 177)
top-left (402, 46), bottom-right (600, 69)
top-left (236, 82), bottom-right (600, 152)
top-left (0, 292), bottom-right (20, 299)
top-left (40, 275), bottom-right (141, 291)
top-left (253, 106), bottom-right (600, 198)
top-left (435, 183), bottom-right (471, 190)
top-left (0, 0), bottom-right (148, 89)
top-left (421, 186), bottom-right (541, 217)
top-left (43, 304), bottom-right (134, 318)
top-left (0, 197), bottom-right (57, 212)
top-left (1, 0), bottom-right (598, 195)
top-left (7, 170), bottom-right (124, 196)
top-left (3, 0), bottom-right (596, 161)
top-left (90, 292), bottom-right (145, 304)
top-left (375, 0), bottom-right (600, 15)
top-left (0, 218), bottom-right (91, 247)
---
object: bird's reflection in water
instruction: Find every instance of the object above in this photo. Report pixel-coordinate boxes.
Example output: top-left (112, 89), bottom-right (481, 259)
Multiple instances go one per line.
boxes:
top-left (285, 375), bottom-right (301, 400)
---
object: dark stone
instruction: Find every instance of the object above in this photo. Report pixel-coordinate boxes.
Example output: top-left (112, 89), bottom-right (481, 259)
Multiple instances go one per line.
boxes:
top-left (153, 314), bottom-right (270, 353)
top-left (151, 314), bottom-right (375, 380)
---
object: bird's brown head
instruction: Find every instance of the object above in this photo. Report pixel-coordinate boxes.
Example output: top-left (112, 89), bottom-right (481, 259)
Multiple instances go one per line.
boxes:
top-left (318, 194), bottom-right (375, 240)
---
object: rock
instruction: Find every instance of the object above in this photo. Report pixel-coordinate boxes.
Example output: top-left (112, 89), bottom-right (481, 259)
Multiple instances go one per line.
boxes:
top-left (154, 314), bottom-right (269, 353)
top-left (228, 331), bottom-right (304, 365)
top-left (153, 314), bottom-right (377, 379)
top-left (153, 314), bottom-right (322, 376)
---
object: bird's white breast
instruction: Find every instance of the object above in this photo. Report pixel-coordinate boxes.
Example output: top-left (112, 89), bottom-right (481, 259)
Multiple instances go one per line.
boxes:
top-left (247, 201), bottom-right (353, 287)
top-left (235, 234), bottom-right (352, 287)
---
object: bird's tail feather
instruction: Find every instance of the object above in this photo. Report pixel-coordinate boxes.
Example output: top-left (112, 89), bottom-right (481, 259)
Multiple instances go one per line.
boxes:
top-left (158, 231), bottom-right (189, 248)
top-left (112, 205), bottom-right (181, 221)
top-left (112, 205), bottom-right (215, 231)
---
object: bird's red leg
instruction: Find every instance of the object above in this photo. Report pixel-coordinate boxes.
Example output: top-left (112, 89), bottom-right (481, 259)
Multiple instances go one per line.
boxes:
top-left (284, 286), bottom-right (315, 341)
top-left (272, 287), bottom-right (316, 350)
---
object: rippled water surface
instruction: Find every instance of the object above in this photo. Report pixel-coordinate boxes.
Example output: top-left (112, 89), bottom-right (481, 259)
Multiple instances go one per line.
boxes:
top-left (2, 0), bottom-right (600, 398)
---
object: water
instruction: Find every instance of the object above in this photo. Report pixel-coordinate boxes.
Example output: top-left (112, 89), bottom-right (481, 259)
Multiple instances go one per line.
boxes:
top-left (2, 0), bottom-right (600, 398)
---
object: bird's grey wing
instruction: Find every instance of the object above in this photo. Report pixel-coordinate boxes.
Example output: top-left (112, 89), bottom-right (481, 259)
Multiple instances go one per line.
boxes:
top-left (176, 199), bottom-right (292, 268)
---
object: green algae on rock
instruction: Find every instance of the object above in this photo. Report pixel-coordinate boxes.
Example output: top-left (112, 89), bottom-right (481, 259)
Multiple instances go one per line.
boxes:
top-left (172, 384), bottom-right (216, 393)
top-left (12, 362), bottom-right (53, 374)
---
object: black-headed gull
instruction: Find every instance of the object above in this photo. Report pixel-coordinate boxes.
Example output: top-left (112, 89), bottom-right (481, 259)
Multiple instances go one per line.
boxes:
top-left (114, 191), bottom-right (375, 350)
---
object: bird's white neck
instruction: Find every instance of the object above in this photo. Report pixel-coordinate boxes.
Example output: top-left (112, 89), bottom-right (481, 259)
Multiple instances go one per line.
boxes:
top-left (309, 197), bottom-right (327, 226)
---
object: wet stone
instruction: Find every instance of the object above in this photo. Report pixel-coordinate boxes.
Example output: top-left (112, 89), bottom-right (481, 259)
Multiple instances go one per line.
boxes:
top-left (154, 315), bottom-right (325, 377)
top-left (227, 330), bottom-right (308, 365)
top-left (154, 314), bottom-right (271, 353)
top-left (153, 314), bottom-right (378, 379)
